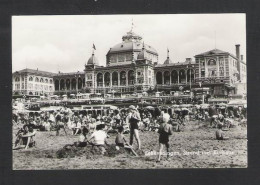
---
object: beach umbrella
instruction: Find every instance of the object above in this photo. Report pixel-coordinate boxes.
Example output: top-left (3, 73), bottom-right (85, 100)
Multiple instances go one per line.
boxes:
top-left (218, 103), bottom-right (227, 106)
top-left (145, 106), bottom-right (155, 110)
top-left (171, 104), bottom-right (179, 108)
top-left (110, 105), bottom-right (118, 110)
top-left (174, 108), bottom-right (181, 112)
top-left (181, 108), bottom-right (189, 111)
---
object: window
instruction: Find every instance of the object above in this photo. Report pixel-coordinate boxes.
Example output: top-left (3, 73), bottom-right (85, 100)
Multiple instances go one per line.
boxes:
top-left (87, 74), bottom-right (92, 80)
top-left (29, 77), bottom-right (33, 81)
top-left (50, 79), bottom-right (53, 84)
top-left (15, 77), bottom-right (20, 82)
top-left (40, 78), bottom-right (44, 83)
top-left (35, 77), bottom-right (39, 82)
top-left (201, 70), bottom-right (205, 77)
top-left (45, 79), bottom-right (48, 83)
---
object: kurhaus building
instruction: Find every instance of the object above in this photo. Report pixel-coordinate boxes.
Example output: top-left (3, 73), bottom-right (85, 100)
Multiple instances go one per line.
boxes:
top-left (12, 28), bottom-right (246, 97)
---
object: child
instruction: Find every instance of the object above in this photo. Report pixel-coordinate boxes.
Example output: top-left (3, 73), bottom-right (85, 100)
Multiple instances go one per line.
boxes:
top-left (115, 126), bottom-right (127, 147)
top-left (75, 127), bottom-right (89, 147)
top-left (157, 113), bottom-right (173, 162)
top-left (216, 123), bottom-right (229, 140)
top-left (87, 124), bottom-right (108, 154)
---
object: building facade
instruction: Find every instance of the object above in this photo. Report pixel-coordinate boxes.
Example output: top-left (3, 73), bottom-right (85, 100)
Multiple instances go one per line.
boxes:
top-left (53, 71), bottom-right (85, 95)
top-left (12, 69), bottom-right (55, 96)
top-left (13, 29), bottom-right (246, 97)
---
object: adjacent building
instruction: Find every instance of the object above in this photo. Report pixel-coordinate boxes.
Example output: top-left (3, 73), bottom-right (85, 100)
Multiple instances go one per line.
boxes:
top-left (12, 68), bottom-right (55, 96)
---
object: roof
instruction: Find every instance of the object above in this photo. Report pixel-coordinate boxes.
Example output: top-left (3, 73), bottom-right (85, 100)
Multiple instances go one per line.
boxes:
top-left (108, 41), bottom-right (158, 55)
top-left (54, 71), bottom-right (84, 77)
top-left (155, 61), bottom-right (197, 68)
top-left (13, 68), bottom-right (56, 77)
top-left (107, 30), bottom-right (158, 55)
top-left (195, 48), bottom-right (237, 59)
top-left (87, 54), bottom-right (99, 65)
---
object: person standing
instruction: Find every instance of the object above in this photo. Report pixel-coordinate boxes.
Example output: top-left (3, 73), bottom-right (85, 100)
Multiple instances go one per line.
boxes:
top-left (127, 105), bottom-right (141, 150)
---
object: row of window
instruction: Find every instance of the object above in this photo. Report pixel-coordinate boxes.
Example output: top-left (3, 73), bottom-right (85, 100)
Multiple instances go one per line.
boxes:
top-left (14, 76), bottom-right (53, 84)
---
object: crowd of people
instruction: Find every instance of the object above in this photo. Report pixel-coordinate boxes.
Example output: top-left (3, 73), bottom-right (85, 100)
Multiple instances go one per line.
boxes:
top-left (12, 103), bottom-right (247, 161)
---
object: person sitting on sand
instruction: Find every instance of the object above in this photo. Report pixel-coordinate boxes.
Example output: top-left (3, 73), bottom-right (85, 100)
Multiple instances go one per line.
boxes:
top-left (55, 111), bottom-right (67, 136)
top-left (157, 113), bottom-right (173, 162)
top-left (216, 123), bottom-right (229, 140)
top-left (115, 126), bottom-right (128, 147)
top-left (74, 127), bottom-right (89, 147)
top-left (13, 125), bottom-right (36, 150)
top-left (87, 124), bottom-right (109, 154)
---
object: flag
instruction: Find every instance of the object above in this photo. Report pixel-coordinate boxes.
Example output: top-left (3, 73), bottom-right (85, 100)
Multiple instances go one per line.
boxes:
top-left (93, 44), bottom-right (96, 50)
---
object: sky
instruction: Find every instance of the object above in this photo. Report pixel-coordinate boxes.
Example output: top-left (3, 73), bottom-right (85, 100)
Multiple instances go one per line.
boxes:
top-left (12, 14), bottom-right (246, 73)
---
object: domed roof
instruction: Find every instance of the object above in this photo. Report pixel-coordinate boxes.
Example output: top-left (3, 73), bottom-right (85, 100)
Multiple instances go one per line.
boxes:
top-left (164, 57), bottom-right (173, 64)
top-left (164, 49), bottom-right (173, 64)
top-left (87, 54), bottom-right (99, 65)
top-left (107, 31), bottom-right (158, 55)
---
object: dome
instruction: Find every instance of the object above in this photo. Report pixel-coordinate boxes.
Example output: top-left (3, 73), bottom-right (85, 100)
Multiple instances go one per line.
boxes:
top-left (108, 42), bottom-right (158, 55)
top-left (107, 31), bottom-right (158, 55)
top-left (87, 54), bottom-right (99, 65)
top-left (164, 57), bottom-right (173, 64)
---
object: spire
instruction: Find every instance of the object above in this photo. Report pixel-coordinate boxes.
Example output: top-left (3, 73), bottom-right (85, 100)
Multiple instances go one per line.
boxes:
top-left (131, 18), bottom-right (134, 32)
top-left (142, 41), bottom-right (145, 50)
top-left (164, 47), bottom-right (172, 64)
top-left (92, 43), bottom-right (96, 55)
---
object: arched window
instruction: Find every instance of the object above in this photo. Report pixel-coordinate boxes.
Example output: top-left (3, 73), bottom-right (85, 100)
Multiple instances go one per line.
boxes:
top-left (171, 70), bottom-right (178, 84)
top-left (71, 79), bottom-right (76, 90)
top-left (179, 69), bottom-right (186, 83)
top-left (45, 79), bottom-right (48, 83)
top-left (55, 80), bottom-right (59, 91)
top-left (35, 77), bottom-right (39, 82)
top-left (40, 78), bottom-right (44, 83)
top-left (66, 79), bottom-right (70, 90)
top-left (104, 72), bottom-right (111, 87)
top-left (97, 73), bottom-right (103, 87)
top-left (164, 71), bottom-right (170, 85)
top-left (128, 70), bottom-right (135, 85)
top-left (112, 72), bottom-right (118, 86)
top-left (15, 77), bottom-right (20, 82)
top-left (156, 72), bottom-right (162, 84)
top-left (120, 71), bottom-right (126, 86)
top-left (29, 76), bottom-right (33, 81)
top-left (50, 79), bottom-right (53, 84)
top-left (78, 78), bottom-right (83, 89)
top-left (60, 79), bottom-right (65, 90)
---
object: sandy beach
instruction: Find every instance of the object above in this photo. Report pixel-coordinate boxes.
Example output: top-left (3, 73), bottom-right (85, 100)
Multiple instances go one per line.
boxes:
top-left (13, 121), bottom-right (247, 169)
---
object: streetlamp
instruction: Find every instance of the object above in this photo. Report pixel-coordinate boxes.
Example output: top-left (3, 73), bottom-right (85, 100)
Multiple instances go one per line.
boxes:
top-left (187, 62), bottom-right (192, 98)
top-left (131, 61), bottom-right (136, 93)
top-left (74, 72), bottom-right (81, 99)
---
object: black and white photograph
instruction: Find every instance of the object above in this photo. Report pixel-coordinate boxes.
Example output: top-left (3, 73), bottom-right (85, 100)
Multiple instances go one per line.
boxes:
top-left (12, 14), bottom-right (247, 169)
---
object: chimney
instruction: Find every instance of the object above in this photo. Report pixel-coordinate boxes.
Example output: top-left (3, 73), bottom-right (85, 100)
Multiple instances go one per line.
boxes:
top-left (235, 44), bottom-right (241, 80)
top-left (186, 58), bottom-right (192, 63)
top-left (241, 55), bottom-right (243, 61)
